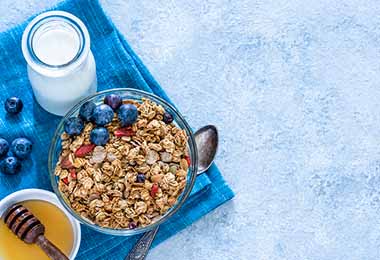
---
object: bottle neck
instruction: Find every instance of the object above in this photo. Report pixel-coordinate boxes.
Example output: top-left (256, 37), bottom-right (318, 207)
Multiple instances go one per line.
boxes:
top-left (22, 11), bottom-right (90, 77)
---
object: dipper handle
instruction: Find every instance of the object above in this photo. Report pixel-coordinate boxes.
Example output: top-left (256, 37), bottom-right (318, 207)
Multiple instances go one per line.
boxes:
top-left (35, 235), bottom-right (69, 260)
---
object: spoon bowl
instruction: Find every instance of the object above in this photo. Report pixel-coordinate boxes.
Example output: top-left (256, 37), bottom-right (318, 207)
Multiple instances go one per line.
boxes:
top-left (195, 125), bottom-right (218, 174)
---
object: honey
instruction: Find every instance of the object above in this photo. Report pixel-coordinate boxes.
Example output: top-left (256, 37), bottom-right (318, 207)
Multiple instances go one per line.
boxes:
top-left (0, 200), bottom-right (73, 260)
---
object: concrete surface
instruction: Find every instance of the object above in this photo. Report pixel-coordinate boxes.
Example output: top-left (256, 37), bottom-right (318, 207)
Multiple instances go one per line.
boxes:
top-left (1, 0), bottom-right (380, 259)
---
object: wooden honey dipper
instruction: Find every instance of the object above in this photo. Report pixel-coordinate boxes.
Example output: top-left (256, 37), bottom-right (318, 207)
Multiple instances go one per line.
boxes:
top-left (3, 204), bottom-right (69, 260)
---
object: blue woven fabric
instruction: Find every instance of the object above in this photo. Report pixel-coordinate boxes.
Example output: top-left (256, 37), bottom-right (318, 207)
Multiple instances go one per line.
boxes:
top-left (0, 0), bottom-right (234, 259)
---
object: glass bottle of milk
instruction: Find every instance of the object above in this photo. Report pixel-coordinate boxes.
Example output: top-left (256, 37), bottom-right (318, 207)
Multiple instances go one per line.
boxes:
top-left (21, 11), bottom-right (97, 116)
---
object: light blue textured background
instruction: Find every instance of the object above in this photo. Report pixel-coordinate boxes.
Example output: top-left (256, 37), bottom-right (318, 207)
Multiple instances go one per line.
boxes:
top-left (1, 0), bottom-right (380, 259)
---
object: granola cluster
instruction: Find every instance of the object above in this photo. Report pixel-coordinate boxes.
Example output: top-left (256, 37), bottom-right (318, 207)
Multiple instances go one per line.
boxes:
top-left (55, 98), bottom-right (189, 229)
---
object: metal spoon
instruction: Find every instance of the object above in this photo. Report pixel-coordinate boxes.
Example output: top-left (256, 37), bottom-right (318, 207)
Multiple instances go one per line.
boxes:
top-left (126, 125), bottom-right (219, 260)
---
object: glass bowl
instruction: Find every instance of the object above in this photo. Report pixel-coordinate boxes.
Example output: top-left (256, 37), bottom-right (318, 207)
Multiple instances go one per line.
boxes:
top-left (48, 88), bottom-right (198, 236)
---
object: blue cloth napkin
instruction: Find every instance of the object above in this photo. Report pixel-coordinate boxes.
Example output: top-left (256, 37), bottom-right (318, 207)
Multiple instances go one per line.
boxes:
top-left (0, 0), bottom-right (234, 259)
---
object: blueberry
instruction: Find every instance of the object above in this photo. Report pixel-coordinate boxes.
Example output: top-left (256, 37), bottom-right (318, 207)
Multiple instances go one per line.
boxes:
top-left (90, 127), bottom-right (109, 146)
top-left (128, 222), bottom-right (137, 229)
top-left (136, 174), bottom-right (145, 183)
top-left (0, 138), bottom-right (9, 157)
top-left (92, 104), bottom-right (114, 126)
top-left (104, 94), bottom-right (123, 111)
top-left (163, 112), bottom-right (174, 124)
top-left (5, 97), bottom-right (23, 114)
top-left (64, 117), bottom-right (84, 136)
top-left (0, 156), bottom-right (21, 175)
top-left (11, 137), bottom-right (33, 159)
top-left (79, 101), bottom-right (96, 122)
top-left (118, 104), bottom-right (138, 127)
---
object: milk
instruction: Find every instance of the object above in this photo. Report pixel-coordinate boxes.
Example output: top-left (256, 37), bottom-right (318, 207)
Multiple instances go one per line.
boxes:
top-left (22, 11), bottom-right (97, 116)
top-left (33, 26), bottom-right (81, 66)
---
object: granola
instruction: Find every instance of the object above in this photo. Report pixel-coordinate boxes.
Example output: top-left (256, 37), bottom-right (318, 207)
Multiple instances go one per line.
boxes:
top-left (56, 98), bottom-right (189, 229)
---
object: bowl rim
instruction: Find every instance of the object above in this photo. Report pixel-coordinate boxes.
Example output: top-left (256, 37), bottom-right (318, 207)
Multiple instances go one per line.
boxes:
top-left (0, 188), bottom-right (81, 259)
top-left (48, 88), bottom-right (198, 236)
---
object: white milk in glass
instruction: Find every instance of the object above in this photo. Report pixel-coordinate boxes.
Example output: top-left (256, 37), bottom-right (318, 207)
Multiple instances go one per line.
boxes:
top-left (22, 11), bottom-right (97, 116)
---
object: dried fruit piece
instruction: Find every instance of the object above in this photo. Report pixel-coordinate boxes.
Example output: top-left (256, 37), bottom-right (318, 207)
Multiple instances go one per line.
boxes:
top-left (61, 155), bottom-right (74, 169)
top-left (184, 155), bottom-right (191, 166)
top-left (70, 169), bottom-right (77, 179)
top-left (114, 127), bottom-right (135, 137)
top-left (75, 144), bottom-right (96, 158)
top-left (151, 183), bottom-right (159, 197)
top-left (62, 177), bottom-right (69, 185)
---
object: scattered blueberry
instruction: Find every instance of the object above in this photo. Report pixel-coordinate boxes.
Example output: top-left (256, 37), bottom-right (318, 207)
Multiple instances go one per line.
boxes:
top-left (163, 112), bottom-right (174, 124)
top-left (118, 104), bottom-right (138, 127)
top-left (0, 156), bottom-right (21, 175)
top-left (11, 137), bottom-right (33, 159)
top-left (64, 117), bottom-right (84, 136)
top-left (90, 127), bottom-right (109, 146)
top-left (92, 104), bottom-right (114, 126)
top-left (5, 97), bottom-right (23, 114)
top-left (104, 94), bottom-right (123, 110)
top-left (128, 222), bottom-right (137, 229)
top-left (79, 101), bottom-right (96, 122)
top-left (0, 138), bottom-right (9, 157)
top-left (136, 174), bottom-right (145, 183)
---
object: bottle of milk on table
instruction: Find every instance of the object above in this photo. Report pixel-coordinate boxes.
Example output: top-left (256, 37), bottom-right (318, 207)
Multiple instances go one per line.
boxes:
top-left (22, 11), bottom-right (97, 116)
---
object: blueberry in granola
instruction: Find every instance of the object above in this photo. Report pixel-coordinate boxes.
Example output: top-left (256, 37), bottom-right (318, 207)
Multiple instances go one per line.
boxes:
top-left (104, 94), bottom-right (123, 110)
top-left (79, 101), bottom-right (96, 122)
top-left (163, 112), bottom-right (174, 124)
top-left (128, 222), bottom-right (137, 229)
top-left (118, 104), bottom-right (138, 127)
top-left (136, 173), bottom-right (145, 183)
top-left (90, 127), bottom-right (109, 146)
top-left (64, 117), bottom-right (84, 136)
top-left (92, 104), bottom-right (114, 126)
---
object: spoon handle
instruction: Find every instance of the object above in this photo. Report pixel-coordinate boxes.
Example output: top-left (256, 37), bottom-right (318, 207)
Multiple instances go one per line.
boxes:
top-left (125, 227), bottom-right (159, 260)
